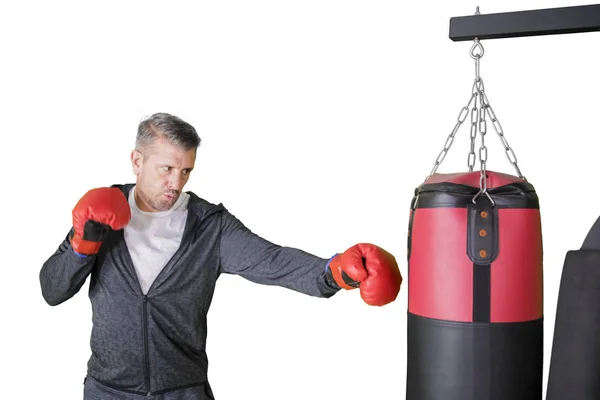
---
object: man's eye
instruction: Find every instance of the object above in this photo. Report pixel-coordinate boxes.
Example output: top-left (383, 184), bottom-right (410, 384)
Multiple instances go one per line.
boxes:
top-left (161, 166), bottom-right (171, 172)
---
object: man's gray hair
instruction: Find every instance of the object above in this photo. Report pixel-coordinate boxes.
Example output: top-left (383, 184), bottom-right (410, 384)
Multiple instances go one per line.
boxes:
top-left (136, 113), bottom-right (201, 151)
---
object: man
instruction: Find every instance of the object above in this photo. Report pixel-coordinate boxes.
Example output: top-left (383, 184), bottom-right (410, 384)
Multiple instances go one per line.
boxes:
top-left (39, 112), bottom-right (403, 400)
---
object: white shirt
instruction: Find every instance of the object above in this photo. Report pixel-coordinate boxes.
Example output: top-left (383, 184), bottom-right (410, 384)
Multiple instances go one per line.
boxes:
top-left (124, 185), bottom-right (190, 294)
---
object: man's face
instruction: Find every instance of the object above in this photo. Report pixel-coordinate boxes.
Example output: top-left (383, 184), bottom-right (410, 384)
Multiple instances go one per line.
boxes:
top-left (130, 137), bottom-right (196, 212)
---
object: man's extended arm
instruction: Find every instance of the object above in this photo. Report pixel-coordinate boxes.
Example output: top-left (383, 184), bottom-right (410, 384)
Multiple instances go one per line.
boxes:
top-left (218, 209), bottom-right (403, 306)
top-left (218, 210), bottom-right (341, 298)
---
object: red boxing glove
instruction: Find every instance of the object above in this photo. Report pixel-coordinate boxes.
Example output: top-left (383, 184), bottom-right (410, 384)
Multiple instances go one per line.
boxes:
top-left (70, 187), bottom-right (131, 255)
top-left (327, 243), bottom-right (402, 306)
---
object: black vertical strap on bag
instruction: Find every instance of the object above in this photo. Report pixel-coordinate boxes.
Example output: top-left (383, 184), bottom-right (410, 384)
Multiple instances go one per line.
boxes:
top-left (546, 216), bottom-right (600, 400)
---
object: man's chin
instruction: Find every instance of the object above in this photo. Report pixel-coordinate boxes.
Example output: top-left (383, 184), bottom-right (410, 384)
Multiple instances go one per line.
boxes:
top-left (156, 195), bottom-right (177, 211)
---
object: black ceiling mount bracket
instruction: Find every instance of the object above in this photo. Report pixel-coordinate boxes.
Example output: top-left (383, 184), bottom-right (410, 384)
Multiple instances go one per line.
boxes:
top-left (449, 3), bottom-right (600, 42)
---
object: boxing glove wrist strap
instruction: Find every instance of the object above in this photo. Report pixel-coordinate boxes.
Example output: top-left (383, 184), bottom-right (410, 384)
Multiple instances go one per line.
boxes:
top-left (70, 220), bottom-right (113, 255)
top-left (324, 253), bottom-right (341, 289)
top-left (325, 253), bottom-right (360, 290)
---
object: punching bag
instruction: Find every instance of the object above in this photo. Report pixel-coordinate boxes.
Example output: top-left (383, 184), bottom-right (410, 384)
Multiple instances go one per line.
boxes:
top-left (405, 170), bottom-right (544, 400)
top-left (546, 216), bottom-right (600, 400)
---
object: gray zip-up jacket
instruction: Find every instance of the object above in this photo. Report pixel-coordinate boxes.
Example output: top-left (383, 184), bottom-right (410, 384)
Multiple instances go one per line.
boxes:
top-left (39, 183), bottom-right (340, 396)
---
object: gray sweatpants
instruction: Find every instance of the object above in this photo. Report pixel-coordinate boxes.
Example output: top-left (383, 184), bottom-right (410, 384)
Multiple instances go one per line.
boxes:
top-left (83, 376), bottom-right (215, 400)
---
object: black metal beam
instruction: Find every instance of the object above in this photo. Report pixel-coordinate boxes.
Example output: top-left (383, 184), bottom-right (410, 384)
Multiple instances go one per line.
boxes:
top-left (449, 3), bottom-right (600, 41)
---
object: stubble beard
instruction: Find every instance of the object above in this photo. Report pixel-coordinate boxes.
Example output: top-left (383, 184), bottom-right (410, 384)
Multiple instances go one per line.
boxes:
top-left (138, 186), bottom-right (179, 212)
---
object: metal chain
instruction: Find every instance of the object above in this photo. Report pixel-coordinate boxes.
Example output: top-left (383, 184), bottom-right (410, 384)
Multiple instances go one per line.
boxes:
top-left (425, 31), bottom-right (527, 202)
top-left (478, 80), bottom-right (527, 181)
top-left (472, 74), bottom-right (493, 204)
top-left (427, 91), bottom-right (477, 178)
top-left (470, 38), bottom-right (494, 204)
top-left (468, 85), bottom-right (479, 171)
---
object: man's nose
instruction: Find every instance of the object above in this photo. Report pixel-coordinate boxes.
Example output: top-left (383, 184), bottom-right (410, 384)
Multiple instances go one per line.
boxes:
top-left (168, 173), bottom-right (183, 191)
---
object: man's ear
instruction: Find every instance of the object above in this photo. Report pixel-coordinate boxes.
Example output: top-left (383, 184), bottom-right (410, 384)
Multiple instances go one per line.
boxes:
top-left (131, 149), bottom-right (143, 175)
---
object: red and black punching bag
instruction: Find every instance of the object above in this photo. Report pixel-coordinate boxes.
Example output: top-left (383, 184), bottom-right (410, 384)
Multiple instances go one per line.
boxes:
top-left (405, 170), bottom-right (544, 400)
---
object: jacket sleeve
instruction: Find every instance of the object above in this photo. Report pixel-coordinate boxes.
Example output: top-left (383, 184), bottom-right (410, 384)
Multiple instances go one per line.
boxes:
top-left (218, 210), bottom-right (341, 298)
top-left (39, 228), bottom-right (97, 306)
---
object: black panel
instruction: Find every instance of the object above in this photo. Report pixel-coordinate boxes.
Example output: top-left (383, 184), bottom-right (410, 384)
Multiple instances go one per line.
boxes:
top-left (412, 182), bottom-right (539, 209)
top-left (449, 4), bottom-right (600, 42)
top-left (406, 313), bottom-right (543, 400)
top-left (472, 264), bottom-right (491, 322)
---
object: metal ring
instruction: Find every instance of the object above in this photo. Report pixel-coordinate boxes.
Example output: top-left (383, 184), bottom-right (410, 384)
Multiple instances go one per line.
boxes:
top-left (470, 40), bottom-right (485, 59)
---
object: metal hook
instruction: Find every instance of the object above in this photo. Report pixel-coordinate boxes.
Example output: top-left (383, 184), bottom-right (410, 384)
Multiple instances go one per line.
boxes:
top-left (472, 190), bottom-right (495, 206)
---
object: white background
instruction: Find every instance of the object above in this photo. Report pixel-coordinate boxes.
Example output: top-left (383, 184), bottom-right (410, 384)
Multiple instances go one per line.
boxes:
top-left (2, 0), bottom-right (600, 399)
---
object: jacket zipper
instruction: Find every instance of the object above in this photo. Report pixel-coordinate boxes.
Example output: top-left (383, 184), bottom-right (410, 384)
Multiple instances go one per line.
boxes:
top-left (143, 295), bottom-right (151, 396)
top-left (121, 205), bottom-right (217, 395)
top-left (133, 240), bottom-right (193, 397)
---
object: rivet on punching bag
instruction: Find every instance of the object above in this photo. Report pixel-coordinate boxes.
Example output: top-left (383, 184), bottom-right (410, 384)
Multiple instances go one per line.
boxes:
top-left (405, 37), bottom-right (543, 400)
